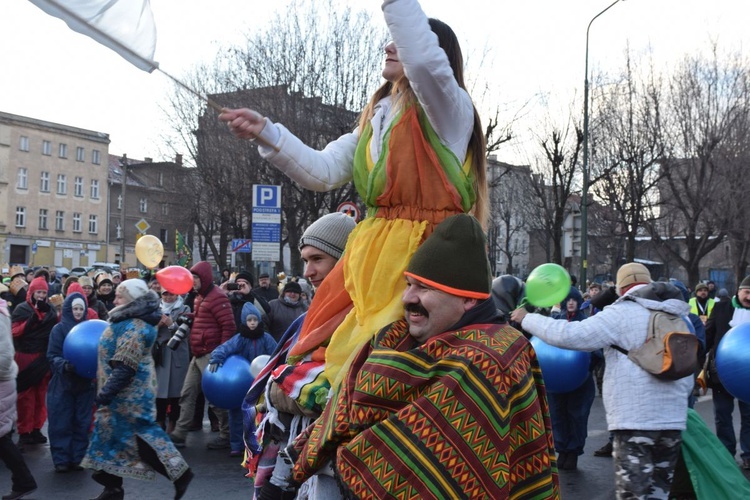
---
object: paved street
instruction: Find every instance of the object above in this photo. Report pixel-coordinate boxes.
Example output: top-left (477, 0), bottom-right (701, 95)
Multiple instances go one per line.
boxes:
top-left (2, 394), bottom-right (748, 499)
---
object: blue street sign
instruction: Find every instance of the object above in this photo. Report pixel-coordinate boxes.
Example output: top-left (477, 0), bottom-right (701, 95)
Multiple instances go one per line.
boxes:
top-left (231, 239), bottom-right (252, 253)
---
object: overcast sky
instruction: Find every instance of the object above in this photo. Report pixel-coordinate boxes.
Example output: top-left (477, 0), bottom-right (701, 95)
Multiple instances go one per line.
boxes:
top-left (1, 0), bottom-right (747, 165)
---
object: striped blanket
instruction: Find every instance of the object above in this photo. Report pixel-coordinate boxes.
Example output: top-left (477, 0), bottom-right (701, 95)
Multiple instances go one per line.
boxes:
top-left (291, 319), bottom-right (560, 499)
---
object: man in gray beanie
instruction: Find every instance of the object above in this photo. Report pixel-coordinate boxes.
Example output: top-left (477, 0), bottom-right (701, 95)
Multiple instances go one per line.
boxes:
top-left (299, 212), bottom-right (356, 289)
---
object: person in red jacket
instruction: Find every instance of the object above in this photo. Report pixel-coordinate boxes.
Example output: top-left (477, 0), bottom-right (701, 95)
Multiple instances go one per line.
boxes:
top-left (10, 277), bottom-right (59, 446)
top-left (168, 261), bottom-right (236, 450)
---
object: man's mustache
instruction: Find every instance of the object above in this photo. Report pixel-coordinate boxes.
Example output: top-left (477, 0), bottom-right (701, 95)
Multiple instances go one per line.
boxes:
top-left (405, 303), bottom-right (428, 317)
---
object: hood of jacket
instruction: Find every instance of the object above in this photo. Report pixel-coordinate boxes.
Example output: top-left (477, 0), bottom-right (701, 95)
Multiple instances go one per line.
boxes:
top-left (190, 261), bottom-right (214, 296)
top-left (619, 282), bottom-right (690, 316)
top-left (60, 292), bottom-right (87, 330)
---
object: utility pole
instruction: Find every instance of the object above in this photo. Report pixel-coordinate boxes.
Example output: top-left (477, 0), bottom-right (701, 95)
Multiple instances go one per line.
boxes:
top-left (119, 154), bottom-right (127, 264)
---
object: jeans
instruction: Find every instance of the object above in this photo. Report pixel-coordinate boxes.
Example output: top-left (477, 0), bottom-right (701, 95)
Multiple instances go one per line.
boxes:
top-left (548, 373), bottom-right (596, 455)
top-left (713, 386), bottom-right (750, 459)
top-left (229, 407), bottom-right (243, 452)
top-left (172, 354), bottom-right (228, 440)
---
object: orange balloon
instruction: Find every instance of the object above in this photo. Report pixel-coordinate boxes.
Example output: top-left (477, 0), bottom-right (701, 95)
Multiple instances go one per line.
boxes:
top-left (156, 266), bottom-right (194, 295)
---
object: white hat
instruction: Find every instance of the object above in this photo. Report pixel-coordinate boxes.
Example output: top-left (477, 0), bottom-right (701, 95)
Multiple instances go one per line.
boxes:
top-left (116, 279), bottom-right (149, 304)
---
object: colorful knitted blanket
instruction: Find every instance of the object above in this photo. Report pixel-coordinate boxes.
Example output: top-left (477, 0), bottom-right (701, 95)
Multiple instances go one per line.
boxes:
top-left (291, 319), bottom-right (560, 499)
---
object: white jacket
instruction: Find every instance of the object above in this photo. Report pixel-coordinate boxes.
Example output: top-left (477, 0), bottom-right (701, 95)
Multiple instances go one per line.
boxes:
top-left (252, 0), bottom-right (474, 192)
top-left (522, 283), bottom-right (693, 431)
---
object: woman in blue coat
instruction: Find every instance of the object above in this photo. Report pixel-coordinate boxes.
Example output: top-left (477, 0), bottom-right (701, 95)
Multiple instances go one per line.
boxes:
top-left (46, 292), bottom-right (96, 472)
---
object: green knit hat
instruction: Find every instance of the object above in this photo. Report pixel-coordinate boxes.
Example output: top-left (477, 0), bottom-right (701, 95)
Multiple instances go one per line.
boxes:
top-left (405, 214), bottom-right (491, 299)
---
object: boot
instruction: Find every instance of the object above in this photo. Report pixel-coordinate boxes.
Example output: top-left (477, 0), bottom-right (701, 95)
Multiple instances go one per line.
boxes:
top-left (89, 487), bottom-right (124, 500)
top-left (174, 469), bottom-right (194, 500)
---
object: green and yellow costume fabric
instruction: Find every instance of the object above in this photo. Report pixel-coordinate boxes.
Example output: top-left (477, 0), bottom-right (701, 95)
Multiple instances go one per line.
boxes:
top-left (286, 106), bottom-right (476, 409)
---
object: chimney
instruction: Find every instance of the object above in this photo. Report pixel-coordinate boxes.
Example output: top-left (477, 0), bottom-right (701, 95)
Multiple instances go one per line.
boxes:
top-left (144, 157), bottom-right (153, 163)
top-left (175, 154), bottom-right (183, 166)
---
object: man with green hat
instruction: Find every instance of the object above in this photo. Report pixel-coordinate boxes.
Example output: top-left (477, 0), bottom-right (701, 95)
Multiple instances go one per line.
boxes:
top-left (288, 214), bottom-right (558, 498)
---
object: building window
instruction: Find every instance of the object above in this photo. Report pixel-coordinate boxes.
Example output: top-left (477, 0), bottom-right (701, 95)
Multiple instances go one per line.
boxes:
top-left (88, 215), bottom-right (98, 234)
top-left (90, 179), bottom-right (99, 199)
top-left (39, 209), bottom-right (48, 230)
top-left (15, 207), bottom-right (26, 228)
top-left (161, 203), bottom-right (169, 216)
top-left (160, 228), bottom-right (169, 244)
top-left (139, 198), bottom-right (148, 213)
top-left (72, 213), bottom-right (82, 233)
top-left (92, 149), bottom-right (101, 165)
top-left (116, 222), bottom-right (122, 240)
top-left (58, 143), bottom-right (67, 158)
top-left (158, 172), bottom-right (164, 186)
top-left (40, 171), bottom-right (50, 192)
top-left (56, 174), bottom-right (67, 195)
top-left (42, 140), bottom-right (51, 156)
top-left (74, 176), bottom-right (83, 197)
top-left (76, 147), bottom-right (85, 162)
top-left (19, 136), bottom-right (29, 152)
top-left (117, 194), bottom-right (123, 210)
top-left (55, 210), bottom-right (64, 231)
top-left (17, 168), bottom-right (28, 189)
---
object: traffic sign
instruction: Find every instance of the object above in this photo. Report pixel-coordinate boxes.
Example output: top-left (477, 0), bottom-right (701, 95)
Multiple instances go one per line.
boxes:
top-left (135, 218), bottom-right (150, 234)
top-left (252, 185), bottom-right (281, 262)
top-left (337, 201), bottom-right (360, 221)
top-left (231, 239), bottom-right (252, 253)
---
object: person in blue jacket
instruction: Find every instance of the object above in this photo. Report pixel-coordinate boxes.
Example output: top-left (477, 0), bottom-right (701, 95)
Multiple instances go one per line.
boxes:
top-left (548, 286), bottom-right (598, 471)
top-left (46, 292), bottom-right (96, 473)
top-left (208, 303), bottom-right (277, 456)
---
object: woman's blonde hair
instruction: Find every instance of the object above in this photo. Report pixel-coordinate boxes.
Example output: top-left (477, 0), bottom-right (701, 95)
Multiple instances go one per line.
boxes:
top-left (357, 18), bottom-right (488, 228)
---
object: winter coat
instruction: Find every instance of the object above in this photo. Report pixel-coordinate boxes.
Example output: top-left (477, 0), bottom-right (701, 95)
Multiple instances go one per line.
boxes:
top-left (189, 261), bottom-right (236, 357)
top-left (522, 282), bottom-right (693, 432)
top-left (266, 298), bottom-right (307, 342)
top-left (705, 299), bottom-right (743, 388)
top-left (11, 278), bottom-right (58, 393)
top-left (47, 292), bottom-right (96, 392)
top-left (154, 298), bottom-right (191, 399)
top-left (0, 305), bottom-right (17, 437)
top-left (209, 325), bottom-right (277, 367)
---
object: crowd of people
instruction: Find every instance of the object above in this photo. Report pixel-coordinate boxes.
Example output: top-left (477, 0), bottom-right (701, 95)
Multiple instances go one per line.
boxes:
top-left (2, 1), bottom-right (749, 499)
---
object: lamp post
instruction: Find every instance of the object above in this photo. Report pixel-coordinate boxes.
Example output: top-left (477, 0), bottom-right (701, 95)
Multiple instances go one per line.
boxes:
top-left (119, 154), bottom-right (128, 265)
top-left (581, 0), bottom-right (623, 287)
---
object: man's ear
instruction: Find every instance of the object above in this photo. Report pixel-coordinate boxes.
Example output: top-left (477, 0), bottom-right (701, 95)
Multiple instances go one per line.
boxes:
top-left (462, 298), bottom-right (478, 311)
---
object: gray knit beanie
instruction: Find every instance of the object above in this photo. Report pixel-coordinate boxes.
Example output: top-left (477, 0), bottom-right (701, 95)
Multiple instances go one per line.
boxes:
top-left (299, 212), bottom-right (357, 260)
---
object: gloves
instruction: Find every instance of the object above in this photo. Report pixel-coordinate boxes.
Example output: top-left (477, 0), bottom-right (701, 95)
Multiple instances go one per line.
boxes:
top-left (95, 363), bottom-right (136, 406)
top-left (63, 362), bottom-right (77, 374)
top-left (208, 363), bottom-right (221, 373)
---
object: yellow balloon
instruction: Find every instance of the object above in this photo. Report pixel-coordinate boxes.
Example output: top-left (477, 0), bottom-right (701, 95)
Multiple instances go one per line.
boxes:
top-left (135, 234), bottom-right (164, 269)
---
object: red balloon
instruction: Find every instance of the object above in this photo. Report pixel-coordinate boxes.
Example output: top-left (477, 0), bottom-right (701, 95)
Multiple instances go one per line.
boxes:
top-left (156, 266), bottom-right (194, 295)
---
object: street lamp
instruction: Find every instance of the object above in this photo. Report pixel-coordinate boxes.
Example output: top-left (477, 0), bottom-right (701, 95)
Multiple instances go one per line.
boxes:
top-left (581, 0), bottom-right (623, 287)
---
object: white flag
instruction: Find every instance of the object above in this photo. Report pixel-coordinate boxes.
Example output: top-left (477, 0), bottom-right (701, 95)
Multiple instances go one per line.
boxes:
top-left (28, 0), bottom-right (158, 73)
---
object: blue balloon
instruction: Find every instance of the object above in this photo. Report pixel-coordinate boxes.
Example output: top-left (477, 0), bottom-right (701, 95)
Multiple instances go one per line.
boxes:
top-left (716, 322), bottom-right (750, 403)
top-left (202, 355), bottom-right (255, 409)
top-left (63, 319), bottom-right (108, 379)
top-left (530, 336), bottom-right (590, 393)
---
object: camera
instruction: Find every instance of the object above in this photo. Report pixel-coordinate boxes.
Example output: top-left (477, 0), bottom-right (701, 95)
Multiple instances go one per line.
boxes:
top-left (227, 283), bottom-right (241, 291)
top-left (167, 315), bottom-right (193, 350)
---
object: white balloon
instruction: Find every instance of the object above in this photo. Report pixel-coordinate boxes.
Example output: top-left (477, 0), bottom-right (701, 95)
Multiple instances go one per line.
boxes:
top-left (250, 354), bottom-right (271, 378)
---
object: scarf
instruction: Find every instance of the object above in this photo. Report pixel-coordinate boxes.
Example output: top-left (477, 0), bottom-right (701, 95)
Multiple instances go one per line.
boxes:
top-left (160, 296), bottom-right (184, 316)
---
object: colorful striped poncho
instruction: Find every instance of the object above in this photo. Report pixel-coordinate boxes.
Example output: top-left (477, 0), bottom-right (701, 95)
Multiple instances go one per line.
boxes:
top-left (291, 318), bottom-right (560, 499)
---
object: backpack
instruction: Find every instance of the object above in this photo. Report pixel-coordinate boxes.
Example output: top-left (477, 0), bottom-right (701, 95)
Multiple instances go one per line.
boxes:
top-left (612, 310), bottom-right (699, 380)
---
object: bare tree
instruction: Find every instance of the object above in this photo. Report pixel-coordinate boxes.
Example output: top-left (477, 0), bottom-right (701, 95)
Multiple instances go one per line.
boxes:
top-left (647, 47), bottom-right (750, 286)
top-left (526, 110), bottom-right (584, 266)
top-left (162, 0), bottom-right (386, 274)
top-left (589, 51), bottom-right (665, 262)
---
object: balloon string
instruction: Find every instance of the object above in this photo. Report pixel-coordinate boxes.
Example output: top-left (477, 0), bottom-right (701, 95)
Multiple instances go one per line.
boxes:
top-left (516, 297), bottom-right (528, 310)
